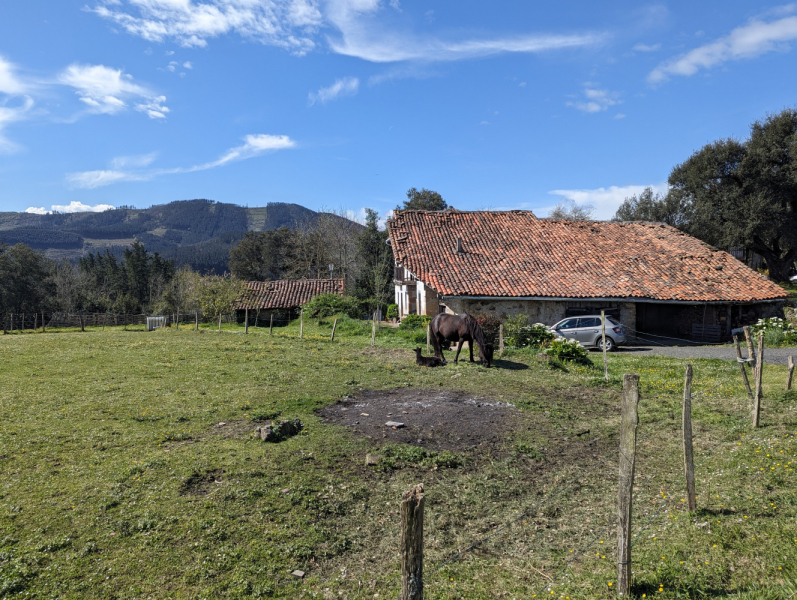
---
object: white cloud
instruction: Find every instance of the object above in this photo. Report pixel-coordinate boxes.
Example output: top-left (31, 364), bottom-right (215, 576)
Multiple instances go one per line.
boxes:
top-left (67, 133), bottom-right (296, 188)
top-left (649, 14), bottom-right (797, 83)
top-left (25, 201), bottom-right (116, 214)
top-left (0, 56), bottom-right (28, 95)
top-left (566, 86), bottom-right (620, 113)
top-left (58, 63), bottom-right (169, 119)
top-left (633, 43), bottom-right (660, 52)
top-left (547, 183), bottom-right (668, 220)
top-left (183, 61), bottom-right (193, 69)
top-left (89, 0), bottom-right (323, 55)
top-left (89, 0), bottom-right (604, 63)
top-left (614, 113), bottom-right (626, 119)
top-left (308, 76), bottom-right (359, 105)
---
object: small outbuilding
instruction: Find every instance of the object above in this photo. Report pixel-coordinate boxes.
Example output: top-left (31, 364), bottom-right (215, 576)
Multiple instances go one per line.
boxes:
top-left (234, 278), bottom-right (345, 325)
top-left (387, 209), bottom-right (788, 341)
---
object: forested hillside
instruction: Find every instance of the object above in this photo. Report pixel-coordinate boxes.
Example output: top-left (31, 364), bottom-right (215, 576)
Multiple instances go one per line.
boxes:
top-left (0, 200), bottom-right (358, 274)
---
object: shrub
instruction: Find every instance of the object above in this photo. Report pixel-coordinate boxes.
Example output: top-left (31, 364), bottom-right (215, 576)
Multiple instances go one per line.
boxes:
top-left (386, 304), bottom-right (399, 320)
top-left (545, 338), bottom-right (591, 364)
top-left (503, 313), bottom-right (556, 348)
top-left (472, 312), bottom-right (502, 344)
top-left (750, 317), bottom-right (797, 347)
top-left (399, 314), bottom-right (431, 330)
top-left (303, 294), bottom-right (367, 319)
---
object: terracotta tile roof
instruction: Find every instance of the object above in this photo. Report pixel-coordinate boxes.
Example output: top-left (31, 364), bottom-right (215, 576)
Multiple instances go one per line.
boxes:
top-left (235, 279), bottom-right (345, 310)
top-left (387, 210), bottom-right (788, 303)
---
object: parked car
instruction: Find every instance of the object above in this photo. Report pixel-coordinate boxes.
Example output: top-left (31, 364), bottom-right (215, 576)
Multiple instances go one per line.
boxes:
top-left (549, 315), bottom-right (627, 351)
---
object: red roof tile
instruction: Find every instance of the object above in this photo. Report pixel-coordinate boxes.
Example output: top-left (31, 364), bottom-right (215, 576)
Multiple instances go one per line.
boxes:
top-left (387, 210), bottom-right (788, 303)
top-left (235, 279), bottom-right (345, 310)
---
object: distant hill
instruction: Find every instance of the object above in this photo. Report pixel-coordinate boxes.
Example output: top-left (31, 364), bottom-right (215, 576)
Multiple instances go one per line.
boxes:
top-left (0, 200), bottom-right (361, 274)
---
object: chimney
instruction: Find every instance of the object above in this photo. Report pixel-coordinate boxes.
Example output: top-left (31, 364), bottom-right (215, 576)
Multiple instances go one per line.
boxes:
top-left (456, 237), bottom-right (463, 254)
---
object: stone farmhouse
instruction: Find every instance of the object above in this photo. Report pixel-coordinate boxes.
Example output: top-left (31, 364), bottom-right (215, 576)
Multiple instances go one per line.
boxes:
top-left (387, 209), bottom-right (788, 340)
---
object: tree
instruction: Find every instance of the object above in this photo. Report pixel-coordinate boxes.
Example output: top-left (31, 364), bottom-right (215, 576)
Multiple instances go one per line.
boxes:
top-left (398, 187), bottom-right (447, 211)
top-left (0, 242), bottom-right (54, 316)
top-left (549, 199), bottom-right (594, 220)
top-left (354, 208), bottom-right (394, 311)
top-left (612, 187), bottom-right (686, 226)
top-left (198, 275), bottom-right (245, 323)
top-left (666, 109), bottom-right (797, 281)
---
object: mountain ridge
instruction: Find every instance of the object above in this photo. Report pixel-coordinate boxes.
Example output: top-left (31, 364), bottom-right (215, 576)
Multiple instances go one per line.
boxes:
top-left (0, 200), bottom-right (361, 274)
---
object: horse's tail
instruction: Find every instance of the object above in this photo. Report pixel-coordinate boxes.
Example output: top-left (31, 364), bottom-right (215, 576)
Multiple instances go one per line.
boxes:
top-left (429, 314), bottom-right (443, 357)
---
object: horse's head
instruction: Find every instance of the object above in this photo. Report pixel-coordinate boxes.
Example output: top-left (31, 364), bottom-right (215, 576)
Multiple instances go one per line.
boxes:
top-left (480, 343), bottom-right (495, 367)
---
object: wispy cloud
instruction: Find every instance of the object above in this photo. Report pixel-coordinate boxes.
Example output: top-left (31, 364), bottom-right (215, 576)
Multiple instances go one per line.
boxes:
top-left (547, 183), bottom-right (667, 220)
top-left (0, 56), bottom-right (34, 153)
top-left (566, 86), bottom-right (621, 113)
top-left (633, 43), bottom-right (661, 52)
top-left (649, 12), bottom-right (797, 83)
top-left (308, 77), bottom-right (359, 105)
top-left (25, 201), bottom-right (116, 215)
top-left (58, 63), bottom-right (170, 119)
top-left (88, 0), bottom-right (323, 55)
top-left (67, 133), bottom-right (296, 189)
top-left (89, 0), bottom-right (604, 63)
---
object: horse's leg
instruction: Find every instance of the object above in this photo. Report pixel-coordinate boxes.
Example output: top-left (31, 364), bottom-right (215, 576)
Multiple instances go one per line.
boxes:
top-left (468, 337), bottom-right (475, 362)
top-left (434, 333), bottom-right (447, 362)
top-left (454, 339), bottom-right (464, 363)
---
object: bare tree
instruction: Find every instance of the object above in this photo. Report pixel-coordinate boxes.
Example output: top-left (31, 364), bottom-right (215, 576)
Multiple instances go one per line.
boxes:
top-left (549, 198), bottom-right (595, 220)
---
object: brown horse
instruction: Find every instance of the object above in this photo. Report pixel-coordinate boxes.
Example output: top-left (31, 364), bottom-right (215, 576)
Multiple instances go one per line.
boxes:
top-left (430, 313), bottom-right (494, 367)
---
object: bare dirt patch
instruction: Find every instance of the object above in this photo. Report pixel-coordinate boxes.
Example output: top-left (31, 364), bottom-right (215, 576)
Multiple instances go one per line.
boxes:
top-left (180, 469), bottom-right (224, 496)
top-left (318, 388), bottom-right (521, 452)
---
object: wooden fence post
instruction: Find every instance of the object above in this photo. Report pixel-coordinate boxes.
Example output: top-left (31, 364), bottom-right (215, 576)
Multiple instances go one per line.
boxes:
top-left (743, 326), bottom-right (756, 367)
top-left (42, 311), bottom-right (45, 333)
top-left (499, 323), bottom-right (504, 356)
top-left (218, 314), bottom-right (222, 332)
top-left (3, 314), bottom-right (7, 335)
top-left (602, 310), bottom-right (608, 382)
top-left (683, 365), bottom-right (696, 511)
top-left (331, 318), bottom-right (337, 342)
top-left (10, 313), bottom-right (14, 333)
top-left (33, 313), bottom-right (38, 332)
top-left (371, 314), bottom-right (376, 347)
top-left (426, 324), bottom-right (430, 355)
top-left (617, 373), bottom-right (640, 597)
top-left (787, 356), bottom-right (794, 391)
top-left (299, 309), bottom-right (304, 339)
top-left (400, 484), bottom-right (424, 600)
top-left (733, 334), bottom-right (753, 399)
top-left (269, 314), bottom-right (273, 335)
top-left (245, 308), bottom-right (249, 334)
top-left (21, 313), bottom-right (25, 332)
top-left (752, 332), bottom-right (764, 428)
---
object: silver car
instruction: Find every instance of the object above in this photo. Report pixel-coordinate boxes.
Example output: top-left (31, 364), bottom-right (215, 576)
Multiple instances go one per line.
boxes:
top-left (550, 315), bottom-right (627, 351)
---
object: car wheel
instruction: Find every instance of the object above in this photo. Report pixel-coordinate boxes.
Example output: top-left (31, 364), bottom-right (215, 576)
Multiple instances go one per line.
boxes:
top-left (597, 336), bottom-right (615, 352)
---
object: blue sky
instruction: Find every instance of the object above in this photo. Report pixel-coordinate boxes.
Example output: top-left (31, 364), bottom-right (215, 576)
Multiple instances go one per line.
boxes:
top-left (1, 1), bottom-right (797, 222)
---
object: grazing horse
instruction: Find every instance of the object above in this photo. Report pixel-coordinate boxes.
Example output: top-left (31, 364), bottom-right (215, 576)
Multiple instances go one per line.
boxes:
top-left (430, 313), bottom-right (494, 367)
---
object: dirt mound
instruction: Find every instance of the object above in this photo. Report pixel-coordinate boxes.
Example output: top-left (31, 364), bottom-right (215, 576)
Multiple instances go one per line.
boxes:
top-left (318, 388), bottom-right (519, 451)
top-left (179, 469), bottom-right (224, 495)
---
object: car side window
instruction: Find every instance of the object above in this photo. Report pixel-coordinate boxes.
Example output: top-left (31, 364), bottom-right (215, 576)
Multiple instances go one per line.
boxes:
top-left (558, 319), bottom-right (577, 330)
top-left (580, 317), bottom-right (601, 327)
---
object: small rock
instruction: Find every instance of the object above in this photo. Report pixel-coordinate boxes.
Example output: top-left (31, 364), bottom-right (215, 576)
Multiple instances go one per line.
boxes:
top-left (291, 570), bottom-right (305, 578)
top-left (385, 421), bottom-right (405, 428)
top-left (451, 373), bottom-right (462, 378)
top-left (365, 454), bottom-right (381, 466)
top-left (218, 422), bottom-right (226, 426)
top-left (360, 413), bottom-right (369, 417)
top-left (281, 488), bottom-right (290, 494)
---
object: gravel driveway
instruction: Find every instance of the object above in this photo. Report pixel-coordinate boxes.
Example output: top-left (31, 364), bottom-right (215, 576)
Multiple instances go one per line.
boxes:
top-left (615, 345), bottom-right (796, 366)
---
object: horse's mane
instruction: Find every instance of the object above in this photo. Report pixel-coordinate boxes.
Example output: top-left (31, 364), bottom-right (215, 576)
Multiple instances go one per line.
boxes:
top-left (463, 313), bottom-right (489, 356)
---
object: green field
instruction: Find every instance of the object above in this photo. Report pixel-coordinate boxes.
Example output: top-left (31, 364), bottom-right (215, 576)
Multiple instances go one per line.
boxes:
top-left (1, 319), bottom-right (796, 599)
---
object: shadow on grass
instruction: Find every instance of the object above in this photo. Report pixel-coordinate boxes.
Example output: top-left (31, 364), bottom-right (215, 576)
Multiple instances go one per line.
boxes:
top-left (490, 359), bottom-right (529, 371)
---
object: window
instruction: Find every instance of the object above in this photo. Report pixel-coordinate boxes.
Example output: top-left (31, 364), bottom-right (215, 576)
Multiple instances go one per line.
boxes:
top-left (579, 317), bottom-right (601, 328)
top-left (558, 318), bottom-right (578, 330)
top-left (607, 316), bottom-right (622, 326)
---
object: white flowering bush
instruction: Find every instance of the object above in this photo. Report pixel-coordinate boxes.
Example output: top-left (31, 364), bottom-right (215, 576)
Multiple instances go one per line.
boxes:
top-left (545, 337), bottom-right (591, 363)
top-left (750, 317), bottom-right (797, 346)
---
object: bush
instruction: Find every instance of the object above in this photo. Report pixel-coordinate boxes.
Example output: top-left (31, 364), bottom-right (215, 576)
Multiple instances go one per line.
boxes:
top-left (472, 312), bottom-right (502, 344)
top-left (399, 314), bottom-right (431, 330)
top-left (386, 304), bottom-right (399, 320)
top-left (303, 294), bottom-right (368, 319)
top-left (503, 314), bottom-right (556, 348)
top-left (750, 317), bottom-right (797, 347)
top-left (545, 338), bottom-right (591, 364)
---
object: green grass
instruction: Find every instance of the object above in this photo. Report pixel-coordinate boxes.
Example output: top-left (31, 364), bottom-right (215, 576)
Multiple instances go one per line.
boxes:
top-left (1, 319), bottom-right (796, 598)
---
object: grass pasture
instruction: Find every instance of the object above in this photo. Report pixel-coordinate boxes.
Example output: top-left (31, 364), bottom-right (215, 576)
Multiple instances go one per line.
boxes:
top-left (1, 318), bottom-right (796, 599)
